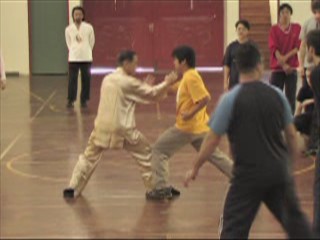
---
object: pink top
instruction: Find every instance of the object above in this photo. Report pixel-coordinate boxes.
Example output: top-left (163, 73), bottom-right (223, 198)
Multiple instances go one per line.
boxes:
top-left (269, 23), bottom-right (301, 71)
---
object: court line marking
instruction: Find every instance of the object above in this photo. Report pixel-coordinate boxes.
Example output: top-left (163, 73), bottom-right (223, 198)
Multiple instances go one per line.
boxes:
top-left (0, 91), bottom-right (56, 161)
top-left (294, 156), bottom-right (316, 176)
top-left (5, 147), bottom-right (316, 183)
top-left (8, 80), bottom-right (65, 113)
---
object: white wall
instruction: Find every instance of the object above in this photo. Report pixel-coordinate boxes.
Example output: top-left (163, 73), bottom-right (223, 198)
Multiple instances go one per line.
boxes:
top-left (68, 0), bottom-right (82, 24)
top-left (279, 0), bottom-right (313, 25)
top-left (0, 0), bottom-right (313, 74)
top-left (0, 0), bottom-right (29, 75)
top-left (270, 0), bottom-right (278, 25)
top-left (224, 0), bottom-right (239, 48)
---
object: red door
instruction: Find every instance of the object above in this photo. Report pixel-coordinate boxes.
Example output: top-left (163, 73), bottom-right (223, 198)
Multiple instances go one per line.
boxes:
top-left (84, 0), bottom-right (224, 70)
top-left (154, 0), bottom-right (224, 69)
top-left (84, 0), bottom-right (154, 67)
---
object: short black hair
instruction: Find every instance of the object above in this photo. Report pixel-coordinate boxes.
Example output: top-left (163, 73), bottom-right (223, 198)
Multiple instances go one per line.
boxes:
top-left (312, 0), bottom-right (320, 12)
top-left (235, 20), bottom-right (251, 30)
top-left (235, 42), bottom-right (262, 73)
top-left (306, 30), bottom-right (320, 56)
top-left (117, 50), bottom-right (137, 65)
top-left (279, 3), bottom-right (293, 15)
top-left (72, 6), bottom-right (85, 21)
top-left (172, 45), bottom-right (196, 68)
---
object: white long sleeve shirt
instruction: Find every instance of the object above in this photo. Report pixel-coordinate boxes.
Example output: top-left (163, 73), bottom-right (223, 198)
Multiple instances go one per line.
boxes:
top-left (93, 68), bottom-right (169, 149)
top-left (65, 22), bottom-right (95, 62)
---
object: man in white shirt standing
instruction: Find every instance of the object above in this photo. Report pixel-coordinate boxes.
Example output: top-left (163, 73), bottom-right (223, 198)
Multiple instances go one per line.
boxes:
top-left (65, 6), bottom-right (95, 108)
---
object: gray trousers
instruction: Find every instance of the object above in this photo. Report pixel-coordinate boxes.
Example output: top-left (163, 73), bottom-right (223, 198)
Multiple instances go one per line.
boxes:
top-left (151, 127), bottom-right (233, 189)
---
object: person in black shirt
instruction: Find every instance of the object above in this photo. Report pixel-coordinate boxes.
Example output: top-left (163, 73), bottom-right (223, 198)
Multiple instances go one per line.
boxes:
top-left (223, 20), bottom-right (251, 91)
top-left (185, 42), bottom-right (314, 238)
top-left (295, 69), bottom-right (319, 156)
top-left (306, 29), bottom-right (320, 235)
top-left (294, 78), bottom-right (314, 138)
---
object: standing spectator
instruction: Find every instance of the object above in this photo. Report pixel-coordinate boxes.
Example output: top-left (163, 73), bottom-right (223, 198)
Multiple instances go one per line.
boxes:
top-left (65, 6), bottom-right (95, 108)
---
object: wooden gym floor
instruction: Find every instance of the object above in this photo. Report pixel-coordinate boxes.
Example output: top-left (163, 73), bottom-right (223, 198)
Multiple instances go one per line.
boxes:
top-left (0, 73), bottom-right (315, 239)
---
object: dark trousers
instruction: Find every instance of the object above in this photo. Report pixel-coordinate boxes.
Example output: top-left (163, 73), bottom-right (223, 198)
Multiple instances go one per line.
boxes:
top-left (315, 150), bottom-right (320, 235)
top-left (220, 180), bottom-right (314, 239)
top-left (270, 71), bottom-right (297, 114)
top-left (294, 112), bottom-right (313, 135)
top-left (68, 62), bottom-right (91, 103)
top-left (309, 109), bottom-right (320, 150)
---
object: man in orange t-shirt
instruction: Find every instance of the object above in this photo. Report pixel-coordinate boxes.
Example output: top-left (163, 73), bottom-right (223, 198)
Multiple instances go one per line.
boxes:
top-left (147, 46), bottom-right (233, 200)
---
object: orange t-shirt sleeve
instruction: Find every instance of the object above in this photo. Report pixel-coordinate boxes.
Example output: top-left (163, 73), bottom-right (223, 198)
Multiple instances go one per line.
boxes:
top-left (186, 75), bottom-right (210, 103)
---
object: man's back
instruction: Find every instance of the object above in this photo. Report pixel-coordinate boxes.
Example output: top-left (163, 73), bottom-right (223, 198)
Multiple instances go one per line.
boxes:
top-left (213, 82), bottom-right (292, 184)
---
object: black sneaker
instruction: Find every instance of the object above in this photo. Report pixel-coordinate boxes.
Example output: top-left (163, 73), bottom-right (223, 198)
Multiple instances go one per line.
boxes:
top-left (146, 186), bottom-right (180, 200)
top-left (146, 188), bottom-right (172, 200)
top-left (66, 101), bottom-right (74, 109)
top-left (169, 186), bottom-right (180, 197)
top-left (63, 188), bottom-right (75, 198)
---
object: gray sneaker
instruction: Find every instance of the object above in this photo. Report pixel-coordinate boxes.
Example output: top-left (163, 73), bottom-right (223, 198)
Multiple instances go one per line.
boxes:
top-left (146, 186), bottom-right (180, 200)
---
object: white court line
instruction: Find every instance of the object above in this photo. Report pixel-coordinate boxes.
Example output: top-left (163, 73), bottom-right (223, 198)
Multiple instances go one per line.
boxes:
top-left (0, 91), bottom-right (56, 161)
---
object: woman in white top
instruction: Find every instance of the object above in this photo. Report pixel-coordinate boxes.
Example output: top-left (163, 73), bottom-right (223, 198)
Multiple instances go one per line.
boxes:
top-left (65, 6), bottom-right (95, 108)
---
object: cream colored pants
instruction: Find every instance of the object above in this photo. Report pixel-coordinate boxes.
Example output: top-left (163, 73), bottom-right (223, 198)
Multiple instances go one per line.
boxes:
top-left (68, 130), bottom-right (153, 197)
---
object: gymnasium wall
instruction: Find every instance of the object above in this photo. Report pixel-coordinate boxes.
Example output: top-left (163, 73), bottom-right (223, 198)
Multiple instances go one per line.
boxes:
top-left (0, 0), bottom-right (313, 75)
top-left (0, 0), bottom-right (29, 75)
top-left (224, 0), bottom-right (239, 47)
top-left (279, 0), bottom-right (313, 24)
top-left (270, 0), bottom-right (313, 25)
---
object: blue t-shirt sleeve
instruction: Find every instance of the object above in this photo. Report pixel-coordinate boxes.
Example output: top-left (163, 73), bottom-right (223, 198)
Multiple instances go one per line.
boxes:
top-left (273, 87), bottom-right (293, 126)
top-left (208, 93), bottom-right (234, 135)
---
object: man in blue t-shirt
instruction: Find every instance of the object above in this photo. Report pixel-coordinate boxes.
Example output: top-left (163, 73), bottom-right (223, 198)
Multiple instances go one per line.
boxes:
top-left (185, 43), bottom-right (313, 238)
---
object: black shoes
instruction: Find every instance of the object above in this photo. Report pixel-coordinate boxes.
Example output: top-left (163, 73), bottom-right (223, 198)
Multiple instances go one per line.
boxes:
top-left (63, 186), bottom-right (180, 200)
top-left (146, 186), bottom-right (181, 200)
top-left (66, 101), bottom-right (74, 109)
top-left (63, 188), bottom-right (75, 198)
top-left (66, 101), bottom-right (87, 109)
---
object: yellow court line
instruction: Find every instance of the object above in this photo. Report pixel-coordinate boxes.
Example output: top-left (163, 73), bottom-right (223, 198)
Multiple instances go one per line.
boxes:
top-left (6, 160), bottom-right (67, 183)
top-left (5, 149), bottom-right (68, 183)
top-left (294, 156), bottom-right (316, 176)
top-left (5, 147), bottom-right (317, 183)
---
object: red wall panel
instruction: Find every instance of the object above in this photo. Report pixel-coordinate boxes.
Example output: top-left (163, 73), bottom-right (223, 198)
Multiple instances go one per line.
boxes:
top-left (84, 0), bottom-right (224, 69)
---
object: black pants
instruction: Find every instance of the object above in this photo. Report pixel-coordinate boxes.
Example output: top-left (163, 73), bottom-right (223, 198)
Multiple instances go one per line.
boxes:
top-left (270, 71), bottom-right (297, 114)
top-left (68, 62), bottom-right (91, 103)
top-left (294, 112), bottom-right (313, 135)
top-left (309, 109), bottom-right (320, 150)
top-left (220, 180), bottom-right (313, 239)
top-left (315, 150), bottom-right (320, 235)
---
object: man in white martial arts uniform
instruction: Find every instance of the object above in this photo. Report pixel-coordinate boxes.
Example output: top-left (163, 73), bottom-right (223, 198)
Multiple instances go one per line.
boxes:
top-left (63, 50), bottom-right (178, 198)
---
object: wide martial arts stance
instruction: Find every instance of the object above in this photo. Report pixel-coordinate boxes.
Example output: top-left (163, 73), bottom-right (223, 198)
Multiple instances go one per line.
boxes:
top-left (147, 46), bottom-right (233, 200)
top-left (63, 50), bottom-right (178, 198)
